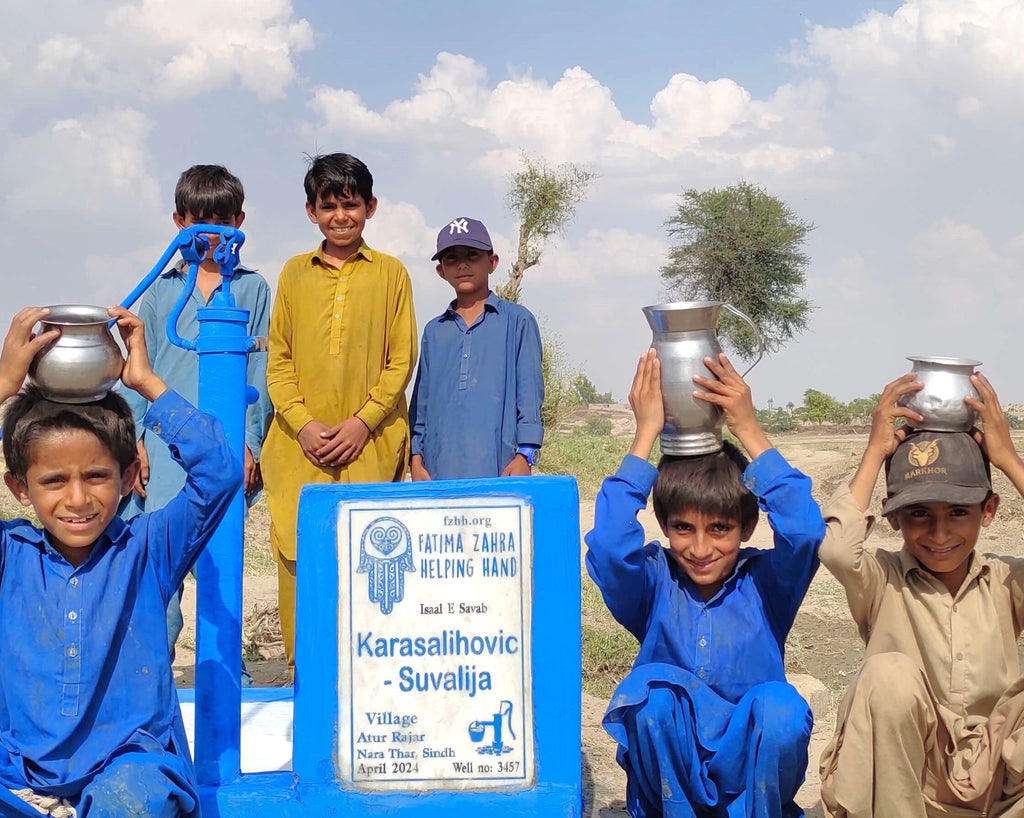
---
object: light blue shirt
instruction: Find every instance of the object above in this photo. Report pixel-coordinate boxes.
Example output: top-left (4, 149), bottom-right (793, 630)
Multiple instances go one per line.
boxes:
top-left (122, 263), bottom-right (271, 513)
top-left (410, 292), bottom-right (544, 480)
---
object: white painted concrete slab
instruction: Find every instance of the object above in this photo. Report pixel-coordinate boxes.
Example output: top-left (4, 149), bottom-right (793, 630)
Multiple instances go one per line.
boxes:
top-left (177, 690), bottom-right (294, 773)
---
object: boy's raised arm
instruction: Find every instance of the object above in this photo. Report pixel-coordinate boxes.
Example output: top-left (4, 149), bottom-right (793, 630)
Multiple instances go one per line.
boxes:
top-left (627, 349), bottom-right (663, 461)
top-left (692, 353), bottom-right (771, 459)
top-left (967, 372), bottom-right (1024, 498)
top-left (848, 373), bottom-right (923, 511)
top-left (0, 308), bottom-right (60, 404)
top-left (585, 351), bottom-right (662, 636)
top-left (109, 307), bottom-right (167, 404)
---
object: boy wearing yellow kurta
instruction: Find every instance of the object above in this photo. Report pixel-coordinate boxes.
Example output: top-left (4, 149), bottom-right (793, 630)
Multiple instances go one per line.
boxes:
top-left (262, 153), bottom-right (417, 674)
top-left (819, 371), bottom-right (1024, 818)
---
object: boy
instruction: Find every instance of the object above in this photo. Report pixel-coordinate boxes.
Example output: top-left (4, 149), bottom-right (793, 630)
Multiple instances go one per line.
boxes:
top-left (410, 216), bottom-right (544, 480)
top-left (0, 305), bottom-right (241, 817)
top-left (818, 372), bottom-right (1024, 818)
top-left (122, 164), bottom-right (272, 662)
top-left (586, 349), bottom-right (825, 818)
top-left (261, 153), bottom-right (417, 674)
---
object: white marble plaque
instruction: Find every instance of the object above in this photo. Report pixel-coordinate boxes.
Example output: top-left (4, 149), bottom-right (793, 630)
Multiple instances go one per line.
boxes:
top-left (337, 497), bottom-right (534, 792)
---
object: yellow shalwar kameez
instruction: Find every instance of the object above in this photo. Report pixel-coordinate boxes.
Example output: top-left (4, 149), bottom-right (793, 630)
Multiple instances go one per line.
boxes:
top-left (262, 241), bottom-right (417, 669)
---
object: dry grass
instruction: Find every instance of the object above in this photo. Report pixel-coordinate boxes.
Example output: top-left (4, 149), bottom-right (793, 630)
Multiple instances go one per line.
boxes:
top-left (242, 599), bottom-right (283, 661)
top-left (581, 572), bottom-right (638, 698)
top-left (243, 496), bottom-right (276, 576)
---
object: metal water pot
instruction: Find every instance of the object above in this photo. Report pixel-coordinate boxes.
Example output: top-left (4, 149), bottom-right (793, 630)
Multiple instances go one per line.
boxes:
top-left (643, 301), bottom-right (764, 455)
top-left (897, 356), bottom-right (981, 432)
top-left (28, 305), bottom-right (124, 403)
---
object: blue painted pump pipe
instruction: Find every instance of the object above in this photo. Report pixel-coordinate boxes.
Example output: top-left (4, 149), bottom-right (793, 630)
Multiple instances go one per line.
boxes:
top-left (122, 225), bottom-right (254, 786)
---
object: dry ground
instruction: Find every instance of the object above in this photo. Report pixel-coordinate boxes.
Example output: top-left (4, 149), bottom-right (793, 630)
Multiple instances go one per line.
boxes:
top-left (5, 428), bottom-right (1024, 815)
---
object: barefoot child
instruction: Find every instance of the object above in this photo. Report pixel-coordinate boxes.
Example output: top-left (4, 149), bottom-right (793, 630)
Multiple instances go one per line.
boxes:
top-left (586, 350), bottom-right (825, 817)
top-left (0, 307), bottom-right (241, 817)
top-left (819, 372), bottom-right (1024, 817)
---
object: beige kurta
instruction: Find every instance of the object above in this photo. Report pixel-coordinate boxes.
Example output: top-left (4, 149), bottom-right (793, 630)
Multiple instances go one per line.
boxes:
top-left (262, 241), bottom-right (418, 562)
top-left (819, 484), bottom-right (1024, 817)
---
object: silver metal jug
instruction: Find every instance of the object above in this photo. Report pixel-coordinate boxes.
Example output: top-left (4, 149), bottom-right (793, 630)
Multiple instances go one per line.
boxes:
top-left (29, 305), bottom-right (124, 403)
top-left (643, 301), bottom-right (764, 455)
top-left (897, 356), bottom-right (981, 432)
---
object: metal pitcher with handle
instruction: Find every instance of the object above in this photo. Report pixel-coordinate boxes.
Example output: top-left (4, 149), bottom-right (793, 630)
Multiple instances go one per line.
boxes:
top-left (642, 301), bottom-right (765, 455)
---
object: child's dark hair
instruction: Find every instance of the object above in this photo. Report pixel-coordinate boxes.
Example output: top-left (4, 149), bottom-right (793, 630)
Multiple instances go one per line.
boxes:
top-left (304, 153), bottom-right (373, 207)
top-left (2, 387), bottom-right (137, 481)
top-left (174, 164), bottom-right (245, 220)
top-left (652, 441), bottom-right (759, 529)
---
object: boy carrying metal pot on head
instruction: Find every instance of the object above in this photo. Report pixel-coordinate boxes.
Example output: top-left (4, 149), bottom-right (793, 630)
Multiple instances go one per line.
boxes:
top-left (585, 349), bottom-right (826, 817)
top-left (819, 371), bottom-right (1024, 818)
top-left (0, 306), bottom-right (241, 817)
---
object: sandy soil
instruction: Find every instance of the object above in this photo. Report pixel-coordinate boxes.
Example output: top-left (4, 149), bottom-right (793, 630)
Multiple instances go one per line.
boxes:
top-left (170, 428), bottom-right (1024, 816)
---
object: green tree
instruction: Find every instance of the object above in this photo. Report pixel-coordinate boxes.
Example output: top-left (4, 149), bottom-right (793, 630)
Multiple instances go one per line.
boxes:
top-left (572, 373), bottom-right (613, 405)
top-left (755, 408), bottom-right (795, 433)
top-left (660, 181), bottom-right (814, 358)
top-left (498, 154), bottom-right (595, 302)
top-left (846, 395), bottom-right (879, 422)
top-left (803, 389), bottom-right (849, 425)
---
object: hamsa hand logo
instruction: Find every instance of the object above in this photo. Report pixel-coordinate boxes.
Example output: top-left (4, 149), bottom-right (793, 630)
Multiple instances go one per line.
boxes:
top-left (357, 516), bottom-right (414, 615)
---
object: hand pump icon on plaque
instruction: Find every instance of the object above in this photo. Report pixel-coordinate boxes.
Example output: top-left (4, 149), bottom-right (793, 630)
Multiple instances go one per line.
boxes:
top-left (468, 701), bottom-right (516, 756)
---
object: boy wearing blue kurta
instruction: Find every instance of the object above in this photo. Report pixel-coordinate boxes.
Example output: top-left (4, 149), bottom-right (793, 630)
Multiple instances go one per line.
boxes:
top-left (586, 349), bottom-right (825, 817)
top-left (410, 217), bottom-right (544, 480)
top-left (0, 306), bottom-right (241, 817)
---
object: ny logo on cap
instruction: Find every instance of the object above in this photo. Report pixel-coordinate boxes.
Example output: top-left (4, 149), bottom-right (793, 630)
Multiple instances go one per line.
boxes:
top-left (448, 218), bottom-right (470, 235)
top-left (907, 439), bottom-right (940, 468)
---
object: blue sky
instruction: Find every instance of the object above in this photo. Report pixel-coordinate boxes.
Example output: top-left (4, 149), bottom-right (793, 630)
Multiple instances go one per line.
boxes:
top-left (2, 0), bottom-right (1022, 407)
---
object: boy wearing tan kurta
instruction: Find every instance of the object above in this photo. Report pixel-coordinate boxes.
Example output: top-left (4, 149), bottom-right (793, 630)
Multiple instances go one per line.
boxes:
top-left (819, 371), bottom-right (1024, 818)
top-left (262, 153), bottom-right (417, 675)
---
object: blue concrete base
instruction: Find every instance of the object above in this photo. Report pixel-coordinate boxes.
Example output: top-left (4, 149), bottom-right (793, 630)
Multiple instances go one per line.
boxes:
top-left (197, 776), bottom-right (581, 816)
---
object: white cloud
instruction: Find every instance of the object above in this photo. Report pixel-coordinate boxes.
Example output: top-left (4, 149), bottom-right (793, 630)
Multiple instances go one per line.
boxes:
top-left (28, 0), bottom-right (313, 100)
top-left (536, 228), bottom-right (669, 285)
top-left (906, 218), bottom-right (1023, 310)
top-left (1, 107), bottom-right (159, 217)
top-left (364, 198), bottom-right (437, 261)
top-left (308, 52), bottom-right (835, 174)
top-left (804, 0), bottom-right (1024, 115)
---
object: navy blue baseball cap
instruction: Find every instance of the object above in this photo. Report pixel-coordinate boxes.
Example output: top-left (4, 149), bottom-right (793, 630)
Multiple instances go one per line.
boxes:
top-left (432, 217), bottom-right (493, 260)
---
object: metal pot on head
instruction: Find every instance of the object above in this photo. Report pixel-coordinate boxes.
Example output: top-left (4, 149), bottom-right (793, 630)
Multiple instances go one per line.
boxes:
top-left (897, 356), bottom-right (981, 432)
top-left (643, 301), bottom-right (764, 456)
top-left (28, 305), bottom-right (124, 403)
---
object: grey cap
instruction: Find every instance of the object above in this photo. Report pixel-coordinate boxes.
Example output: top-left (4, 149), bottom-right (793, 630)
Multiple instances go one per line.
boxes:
top-left (884, 430), bottom-right (991, 515)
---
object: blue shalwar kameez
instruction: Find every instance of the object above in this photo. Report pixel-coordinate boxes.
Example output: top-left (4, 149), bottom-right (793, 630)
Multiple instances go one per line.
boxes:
top-left (0, 392), bottom-right (241, 817)
top-left (585, 450), bottom-right (825, 817)
top-left (410, 292), bottom-right (544, 480)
